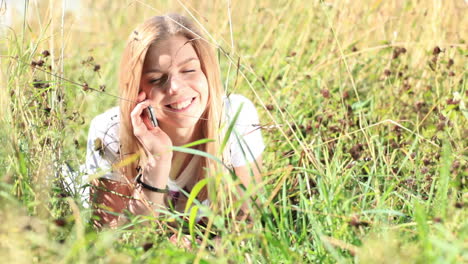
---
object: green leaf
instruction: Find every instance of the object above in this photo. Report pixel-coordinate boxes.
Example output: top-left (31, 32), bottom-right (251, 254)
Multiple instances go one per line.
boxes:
top-left (351, 98), bottom-right (371, 111)
top-left (220, 102), bottom-right (243, 152)
top-left (184, 178), bottom-right (207, 213)
top-left (171, 145), bottom-right (233, 173)
top-left (180, 138), bottom-right (215, 149)
top-left (434, 137), bottom-right (451, 218)
top-left (188, 205), bottom-right (198, 239)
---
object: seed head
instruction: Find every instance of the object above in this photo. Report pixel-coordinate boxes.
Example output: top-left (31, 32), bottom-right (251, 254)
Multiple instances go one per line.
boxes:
top-left (321, 89), bottom-right (330, 99)
top-left (41, 50), bottom-right (50, 57)
top-left (433, 46), bottom-right (441, 56)
top-left (446, 98), bottom-right (460, 105)
top-left (384, 69), bottom-right (391, 76)
top-left (342, 90), bottom-right (349, 100)
top-left (349, 143), bottom-right (363, 160)
top-left (54, 218), bottom-right (66, 227)
top-left (83, 82), bottom-right (89, 91)
top-left (349, 215), bottom-right (369, 228)
top-left (437, 121), bottom-right (445, 131)
top-left (36, 59), bottom-right (45, 67)
top-left (93, 64), bottom-right (101, 72)
top-left (415, 101), bottom-right (426, 111)
top-left (142, 242), bottom-right (153, 251)
top-left (329, 125), bottom-right (340, 133)
top-left (266, 104), bottom-right (274, 111)
top-left (93, 138), bottom-right (103, 152)
top-left (451, 160), bottom-right (460, 170)
top-left (33, 79), bottom-right (43, 88)
top-left (421, 167), bottom-right (429, 174)
top-left (447, 58), bottom-right (454, 68)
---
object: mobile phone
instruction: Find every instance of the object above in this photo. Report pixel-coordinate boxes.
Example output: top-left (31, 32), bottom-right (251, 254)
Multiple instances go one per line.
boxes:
top-left (145, 106), bottom-right (159, 127)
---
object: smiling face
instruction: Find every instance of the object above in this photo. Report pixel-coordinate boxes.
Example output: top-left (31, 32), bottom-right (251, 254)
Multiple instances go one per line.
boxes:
top-left (140, 35), bottom-right (209, 130)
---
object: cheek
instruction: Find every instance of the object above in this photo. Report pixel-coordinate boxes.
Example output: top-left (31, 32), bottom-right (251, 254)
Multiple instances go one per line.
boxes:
top-left (139, 83), bottom-right (153, 97)
top-left (144, 86), bottom-right (162, 102)
top-left (195, 75), bottom-right (209, 97)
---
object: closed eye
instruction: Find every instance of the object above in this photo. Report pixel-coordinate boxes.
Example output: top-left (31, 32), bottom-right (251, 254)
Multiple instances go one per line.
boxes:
top-left (149, 75), bottom-right (168, 85)
top-left (150, 78), bottom-right (161, 84)
top-left (182, 69), bottom-right (196, 73)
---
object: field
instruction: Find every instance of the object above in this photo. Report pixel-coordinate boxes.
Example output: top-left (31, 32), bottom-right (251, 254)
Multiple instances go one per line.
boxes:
top-left (0, 0), bottom-right (467, 263)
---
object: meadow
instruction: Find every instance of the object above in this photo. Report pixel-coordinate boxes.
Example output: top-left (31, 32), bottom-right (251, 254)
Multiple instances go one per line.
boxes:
top-left (0, 0), bottom-right (467, 263)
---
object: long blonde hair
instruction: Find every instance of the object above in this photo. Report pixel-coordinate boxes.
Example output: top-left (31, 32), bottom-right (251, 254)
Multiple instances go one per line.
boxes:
top-left (118, 14), bottom-right (224, 199)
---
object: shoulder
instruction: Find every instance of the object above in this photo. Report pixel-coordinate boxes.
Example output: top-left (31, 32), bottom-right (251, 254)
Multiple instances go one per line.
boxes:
top-left (222, 94), bottom-right (265, 167)
top-left (88, 106), bottom-right (120, 153)
top-left (223, 94), bottom-right (256, 113)
top-left (90, 107), bottom-right (120, 130)
top-left (223, 94), bottom-right (260, 125)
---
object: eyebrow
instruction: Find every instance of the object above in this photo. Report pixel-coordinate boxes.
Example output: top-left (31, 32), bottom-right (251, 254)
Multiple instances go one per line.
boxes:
top-left (143, 57), bottom-right (199, 74)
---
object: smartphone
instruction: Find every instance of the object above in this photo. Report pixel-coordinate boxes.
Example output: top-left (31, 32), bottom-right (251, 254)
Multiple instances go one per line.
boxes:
top-left (145, 106), bottom-right (159, 127)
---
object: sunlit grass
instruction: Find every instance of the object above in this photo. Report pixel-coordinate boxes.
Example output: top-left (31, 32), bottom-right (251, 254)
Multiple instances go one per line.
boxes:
top-left (1, 0), bottom-right (467, 263)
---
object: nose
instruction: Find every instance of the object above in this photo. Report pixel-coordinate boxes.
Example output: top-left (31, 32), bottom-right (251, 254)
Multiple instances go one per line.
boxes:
top-left (166, 75), bottom-right (184, 95)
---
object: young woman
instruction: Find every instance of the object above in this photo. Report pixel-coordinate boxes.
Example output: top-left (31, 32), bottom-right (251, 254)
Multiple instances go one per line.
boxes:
top-left (86, 14), bottom-right (265, 228)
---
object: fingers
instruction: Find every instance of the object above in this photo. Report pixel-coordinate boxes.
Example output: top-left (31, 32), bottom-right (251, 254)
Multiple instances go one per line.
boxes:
top-left (142, 109), bottom-right (154, 129)
top-left (137, 91), bottom-right (146, 102)
top-left (130, 99), bottom-right (152, 137)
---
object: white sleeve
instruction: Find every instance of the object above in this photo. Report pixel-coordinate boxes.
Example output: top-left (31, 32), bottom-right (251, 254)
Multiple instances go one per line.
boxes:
top-left (85, 110), bottom-right (125, 183)
top-left (227, 95), bottom-right (265, 168)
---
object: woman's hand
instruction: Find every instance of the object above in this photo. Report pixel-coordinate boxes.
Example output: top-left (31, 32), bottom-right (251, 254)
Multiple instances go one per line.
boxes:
top-left (131, 91), bottom-right (173, 163)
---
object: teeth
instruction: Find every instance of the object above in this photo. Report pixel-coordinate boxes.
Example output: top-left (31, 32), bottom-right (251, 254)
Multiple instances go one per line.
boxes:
top-left (169, 98), bottom-right (192, 110)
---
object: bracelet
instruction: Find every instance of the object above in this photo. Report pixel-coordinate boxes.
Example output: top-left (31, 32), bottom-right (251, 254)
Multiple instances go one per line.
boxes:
top-left (135, 168), bottom-right (169, 193)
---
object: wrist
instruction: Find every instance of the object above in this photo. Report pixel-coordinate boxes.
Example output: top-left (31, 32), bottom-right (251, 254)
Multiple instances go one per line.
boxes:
top-left (136, 173), bottom-right (168, 193)
top-left (148, 146), bottom-right (172, 159)
top-left (140, 161), bottom-right (171, 188)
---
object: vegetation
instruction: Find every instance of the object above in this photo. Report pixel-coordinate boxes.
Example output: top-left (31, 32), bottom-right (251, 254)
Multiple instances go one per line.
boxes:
top-left (1, 0), bottom-right (466, 263)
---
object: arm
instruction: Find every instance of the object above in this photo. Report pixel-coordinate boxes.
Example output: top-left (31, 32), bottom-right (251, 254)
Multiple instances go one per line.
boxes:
top-left (90, 161), bottom-right (171, 228)
top-left (90, 178), bottom-right (131, 228)
top-left (234, 155), bottom-right (263, 188)
top-left (233, 155), bottom-right (264, 216)
top-left (88, 92), bottom-right (173, 228)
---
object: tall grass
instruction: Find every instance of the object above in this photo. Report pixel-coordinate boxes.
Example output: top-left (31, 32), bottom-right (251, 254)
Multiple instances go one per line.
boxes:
top-left (1, 0), bottom-right (467, 263)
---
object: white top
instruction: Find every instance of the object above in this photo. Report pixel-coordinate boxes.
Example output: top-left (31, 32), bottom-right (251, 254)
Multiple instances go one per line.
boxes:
top-left (85, 94), bottom-right (265, 192)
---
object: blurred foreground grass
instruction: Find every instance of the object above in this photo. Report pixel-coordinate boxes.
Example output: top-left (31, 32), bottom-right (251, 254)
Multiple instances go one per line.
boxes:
top-left (0, 0), bottom-right (467, 263)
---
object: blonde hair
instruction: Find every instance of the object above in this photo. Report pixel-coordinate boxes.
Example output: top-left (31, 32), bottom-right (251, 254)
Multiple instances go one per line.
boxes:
top-left (118, 14), bottom-right (224, 199)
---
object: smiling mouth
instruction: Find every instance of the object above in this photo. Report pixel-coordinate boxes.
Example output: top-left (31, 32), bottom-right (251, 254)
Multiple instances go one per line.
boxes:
top-left (165, 97), bottom-right (196, 112)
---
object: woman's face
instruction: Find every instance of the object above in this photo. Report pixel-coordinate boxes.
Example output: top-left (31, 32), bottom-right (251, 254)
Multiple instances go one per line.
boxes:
top-left (140, 35), bottom-right (209, 129)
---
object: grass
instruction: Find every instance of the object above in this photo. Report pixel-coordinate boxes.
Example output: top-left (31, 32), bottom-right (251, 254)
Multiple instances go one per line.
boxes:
top-left (1, 0), bottom-right (467, 263)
